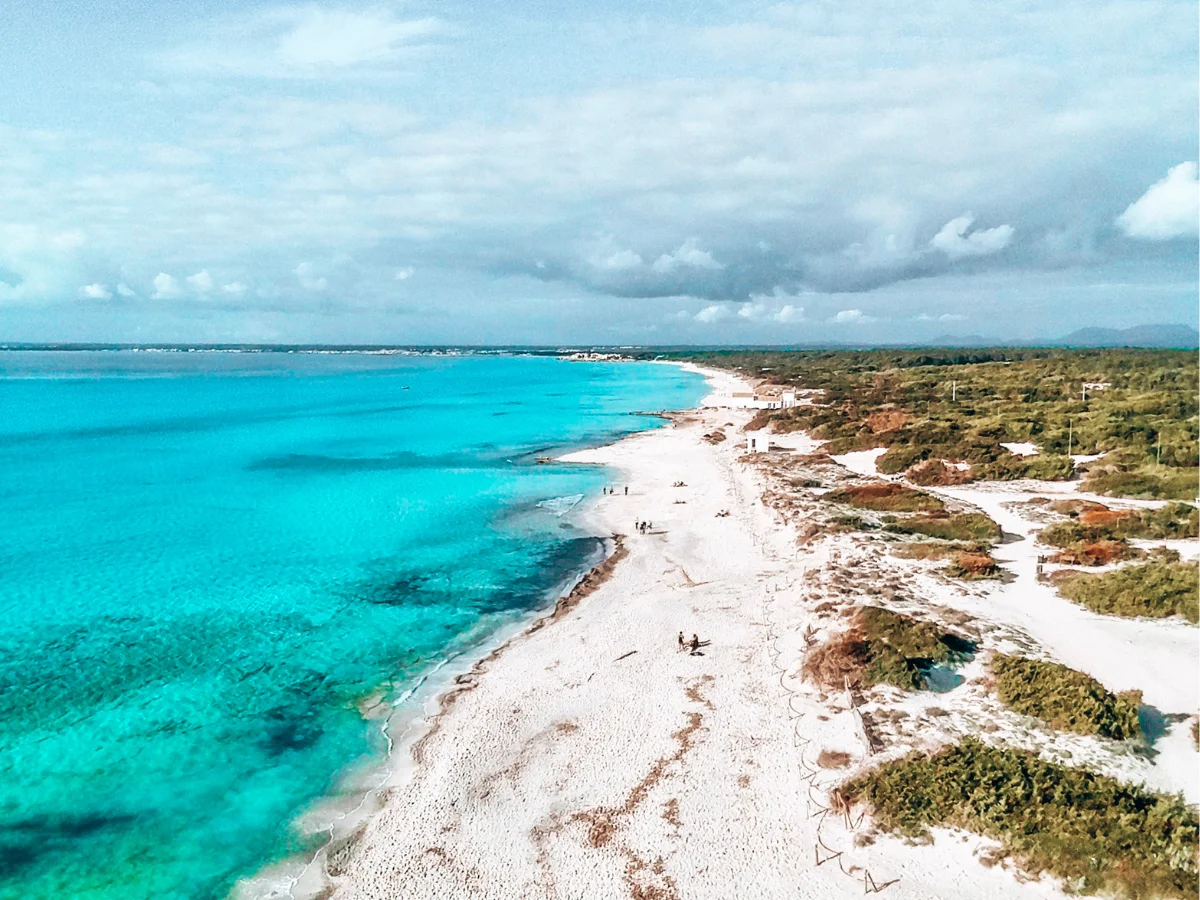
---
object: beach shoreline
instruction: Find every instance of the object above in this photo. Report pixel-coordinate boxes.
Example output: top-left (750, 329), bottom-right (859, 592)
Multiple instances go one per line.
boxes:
top-left (253, 360), bottom-right (1196, 900)
top-left (234, 364), bottom-right (715, 900)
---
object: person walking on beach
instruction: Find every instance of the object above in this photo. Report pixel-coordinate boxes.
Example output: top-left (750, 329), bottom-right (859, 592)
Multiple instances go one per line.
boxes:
top-left (624, 486), bottom-right (628, 496)
top-left (678, 631), bottom-right (685, 650)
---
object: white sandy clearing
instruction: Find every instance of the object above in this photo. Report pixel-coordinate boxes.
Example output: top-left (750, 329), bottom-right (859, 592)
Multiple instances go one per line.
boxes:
top-left (830, 447), bottom-right (889, 478)
top-left (1000, 442), bottom-right (1039, 457)
top-left (310, 369), bottom-right (1080, 900)
top-left (909, 482), bottom-right (1198, 801)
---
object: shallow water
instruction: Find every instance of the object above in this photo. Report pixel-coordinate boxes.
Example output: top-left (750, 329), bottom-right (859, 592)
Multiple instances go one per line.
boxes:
top-left (0, 351), bottom-right (704, 900)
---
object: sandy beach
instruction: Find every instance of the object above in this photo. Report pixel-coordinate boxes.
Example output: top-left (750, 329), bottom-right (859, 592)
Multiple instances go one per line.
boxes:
top-left (313, 364), bottom-right (1198, 900)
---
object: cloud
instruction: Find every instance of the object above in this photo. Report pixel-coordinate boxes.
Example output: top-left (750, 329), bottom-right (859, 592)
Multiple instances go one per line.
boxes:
top-left (394, 267), bottom-right (415, 280)
top-left (117, 283), bottom-right (136, 298)
top-left (295, 262), bottom-right (328, 291)
top-left (694, 304), bottom-right (732, 323)
top-left (651, 238), bottom-right (724, 273)
top-left (80, 283), bottom-right (112, 300)
top-left (735, 300), bottom-right (804, 323)
top-left (152, 272), bottom-right (181, 299)
top-left (1116, 162), bottom-right (1199, 240)
top-left (832, 309), bottom-right (874, 324)
top-left (186, 269), bottom-right (214, 292)
top-left (931, 215), bottom-right (1015, 259)
top-left (222, 281), bottom-right (247, 295)
top-left (166, 7), bottom-right (441, 78)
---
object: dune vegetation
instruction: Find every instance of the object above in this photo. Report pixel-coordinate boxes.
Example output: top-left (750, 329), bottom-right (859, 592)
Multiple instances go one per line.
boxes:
top-left (824, 481), bottom-right (944, 512)
top-left (666, 348), bottom-right (1199, 500)
top-left (883, 512), bottom-right (1002, 543)
top-left (803, 606), bottom-right (974, 691)
top-left (1054, 555), bottom-right (1199, 623)
top-left (990, 654), bottom-right (1142, 740)
top-left (839, 738), bottom-right (1198, 898)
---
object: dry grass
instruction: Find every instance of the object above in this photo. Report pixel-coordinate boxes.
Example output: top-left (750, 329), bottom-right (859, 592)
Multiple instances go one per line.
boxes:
top-left (825, 481), bottom-right (945, 513)
top-left (817, 749), bottom-right (853, 768)
top-left (802, 627), bottom-right (871, 687)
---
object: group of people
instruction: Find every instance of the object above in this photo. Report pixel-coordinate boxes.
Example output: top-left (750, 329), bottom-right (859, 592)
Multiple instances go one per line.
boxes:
top-left (678, 631), bottom-right (710, 654)
top-left (602, 485), bottom-right (629, 496)
top-left (635, 520), bottom-right (653, 534)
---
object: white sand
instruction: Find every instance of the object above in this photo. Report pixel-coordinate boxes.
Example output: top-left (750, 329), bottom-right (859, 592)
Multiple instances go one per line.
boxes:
top-left (999, 441), bottom-right (1039, 457)
top-left (311, 367), bottom-right (1197, 900)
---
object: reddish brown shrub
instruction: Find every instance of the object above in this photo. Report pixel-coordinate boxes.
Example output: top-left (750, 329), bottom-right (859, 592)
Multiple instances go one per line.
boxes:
top-left (908, 458), bottom-right (975, 486)
top-left (866, 409), bottom-right (911, 434)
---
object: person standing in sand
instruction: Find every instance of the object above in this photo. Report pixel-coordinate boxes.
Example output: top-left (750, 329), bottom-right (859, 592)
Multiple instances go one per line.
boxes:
top-left (678, 631), bottom-right (685, 650)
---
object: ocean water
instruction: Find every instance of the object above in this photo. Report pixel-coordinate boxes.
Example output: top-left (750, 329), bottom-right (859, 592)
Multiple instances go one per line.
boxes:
top-left (0, 351), bottom-right (705, 900)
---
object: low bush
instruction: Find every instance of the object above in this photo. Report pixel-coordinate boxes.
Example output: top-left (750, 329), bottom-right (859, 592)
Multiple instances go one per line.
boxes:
top-left (947, 550), bottom-right (1001, 578)
top-left (1041, 502), bottom-right (1198, 545)
top-left (991, 654), bottom-right (1142, 740)
top-left (884, 513), bottom-right (1002, 543)
top-left (1047, 539), bottom-right (1137, 566)
top-left (839, 738), bottom-right (1198, 898)
top-left (977, 452), bottom-right (1075, 482)
top-left (906, 458), bottom-right (975, 486)
top-left (1055, 558), bottom-right (1199, 623)
top-left (1083, 458), bottom-right (1199, 502)
top-left (824, 482), bottom-right (945, 513)
top-left (803, 607), bottom-right (974, 691)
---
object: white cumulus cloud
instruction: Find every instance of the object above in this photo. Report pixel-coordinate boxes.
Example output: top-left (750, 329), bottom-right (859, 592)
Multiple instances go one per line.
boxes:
top-left (222, 281), bottom-right (247, 295)
top-left (80, 283), bottom-right (112, 300)
top-left (694, 304), bottom-right (732, 323)
top-left (1116, 162), bottom-right (1199, 240)
top-left (152, 273), bottom-right (181, 299)
top-left (395, 267), bottom-right (415, 280)
top-left (117, 283), bottom-right (136, 298)
top-left (652, 238), bottom-right (724, 273)
top-left (931, 215), bottom-right (1014, 259)
top-left (833, 309), bottom-right (874, 324)
top-left (187, 269), bottom-right (214, 292)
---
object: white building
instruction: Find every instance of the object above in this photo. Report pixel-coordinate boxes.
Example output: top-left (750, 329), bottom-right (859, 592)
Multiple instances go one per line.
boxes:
top-left (747, 431), bottom-right (771, 453)
top-left (718, 386), bottom-right (802, 410)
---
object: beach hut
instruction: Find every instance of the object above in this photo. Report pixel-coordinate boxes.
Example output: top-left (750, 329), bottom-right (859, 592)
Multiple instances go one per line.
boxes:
top-left (747, 431), bottom-right (771, 453)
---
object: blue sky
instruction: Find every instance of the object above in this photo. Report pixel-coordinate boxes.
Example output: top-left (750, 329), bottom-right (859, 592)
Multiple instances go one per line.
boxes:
top-left (0, 0), bottom-right (1196, 344)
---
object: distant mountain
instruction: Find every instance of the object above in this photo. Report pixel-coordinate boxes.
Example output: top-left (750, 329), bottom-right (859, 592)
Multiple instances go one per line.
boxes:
top-left (1052, 324), bottom-right (1199, 349)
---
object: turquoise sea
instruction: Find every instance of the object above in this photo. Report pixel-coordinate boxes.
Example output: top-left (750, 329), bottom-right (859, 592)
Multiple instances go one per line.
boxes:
top-left (0, 351), bottom-right (705, 900)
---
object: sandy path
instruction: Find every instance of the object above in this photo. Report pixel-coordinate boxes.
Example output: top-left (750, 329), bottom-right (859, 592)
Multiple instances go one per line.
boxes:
top-left (324, 377), bottom-right (1073, 900)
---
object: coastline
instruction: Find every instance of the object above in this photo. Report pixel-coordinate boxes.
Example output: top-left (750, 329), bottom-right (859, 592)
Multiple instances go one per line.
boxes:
top-left (259, 361), bottom-right (1197, 900)
top-left (234, 365), bottom-right (706, 900)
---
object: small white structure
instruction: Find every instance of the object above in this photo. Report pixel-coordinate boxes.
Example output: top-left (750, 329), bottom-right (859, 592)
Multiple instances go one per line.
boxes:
top-left (747, 431), bottom-right (771, 453)
top-left (718, 385), bottom-right (803, 410)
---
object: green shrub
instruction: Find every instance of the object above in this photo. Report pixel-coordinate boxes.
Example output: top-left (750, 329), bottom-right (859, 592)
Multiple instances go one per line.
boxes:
top-left (884, 513), bottom-right (1002, 543)
top-left (840, 738), bottom-right (1198, 898)
top-left (1084, 459), bottom-right (1200, 501)
top-left (1036, 501), bottom-right (1195, 549)
top-left (802, 607), bottom-right (974, 692)
top-left (991, 654), bottom-right (1142, 740)
top-left (1056, 559), bottom-right (1199, 623)
top-left (858, 607), bottom-right (974, 690)
top-left (978, 453), bottom-right (1075, 481)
